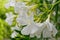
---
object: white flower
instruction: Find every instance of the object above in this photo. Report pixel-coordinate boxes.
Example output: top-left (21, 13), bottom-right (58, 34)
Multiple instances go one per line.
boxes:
top-left (21, 22), bottom-right (46, 38)
top-left (5, 12), bottom-right (15, 25)
top-left (16, 17), bottom-right (28, 25)
top-left (16, 11), bottom-right (28, 25)
top-left (14, 1), bottom-right (33, 14)
top-left (5, 0), bottom-right (15, 9)
top-left (20, 12), bottom-right (45, 38)
top-left (14, 2), bottom-right (26, 13)
top-left (18, 5), bottom-right (45, 38)
top-left (16, 8), bottom-right (34, 25)
top-left (29, 23), bottom-right (46, 38)
top-left (11, 31), bottom-right (18, 38)
top-left (8, 0), bottom-right (15, 7)
top-left (14, 2), bottom-right (57, 38)
top-left (43, 15), bottom-right (58, 38)
top-left (21, 22), bottom-right (40, 35)
top-left (21, 22), bottom-right (39, 35)
top-left (21, 15), bottom-right (57, 38)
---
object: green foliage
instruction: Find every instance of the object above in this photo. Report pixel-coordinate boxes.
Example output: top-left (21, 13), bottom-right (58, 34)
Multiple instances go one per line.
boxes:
top-left (0, 0), bottom-right (13, 40)
top-left (0, 19), bottom-right (11, 40)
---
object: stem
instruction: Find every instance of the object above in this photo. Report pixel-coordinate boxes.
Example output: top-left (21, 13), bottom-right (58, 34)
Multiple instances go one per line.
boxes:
top-left (55, 0), bottom-right (59, 23)
top-left (55, 0), bottom-right (59, 40)
top-left (41, 33), bottom-right (43, 40)
top-left (48, 0), bottom-right (60, 14)
top-left (40, 0), bottom-right (60, 17)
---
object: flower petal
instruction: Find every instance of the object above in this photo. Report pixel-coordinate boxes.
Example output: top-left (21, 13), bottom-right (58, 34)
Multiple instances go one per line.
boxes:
top-left (52, 26), bottom-right (58, 37)
top-left (30, 34), bottom-right (35, 38)
top-left (16, 17), bottom-right (28, 25)
top-left (30, 23), bottom-right (40, 34)
top-left (11, 31), bottom-right (18, 38)
top-left (43, 28), bottom-right (52, 38)
top-left (21, 25), bottom-right (31, 35)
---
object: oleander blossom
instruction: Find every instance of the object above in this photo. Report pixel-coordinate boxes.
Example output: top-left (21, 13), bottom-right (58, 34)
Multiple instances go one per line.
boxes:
top-left (5, 12), bottom-right (15, 25)
top-left (21, 15), bottom-right (58, 38)
top-left (21, 22), bottom-right (46, 38)
top-left (9, 1), bottom-right (58, 38)
top-left (43, 15), bottom-right (58, 38)
top-left (16, 11), bottom-right (34, 25)
top-left (20, 10), bottom-right (45, 38)
top-left (15, 2), bottom-right (34, 25)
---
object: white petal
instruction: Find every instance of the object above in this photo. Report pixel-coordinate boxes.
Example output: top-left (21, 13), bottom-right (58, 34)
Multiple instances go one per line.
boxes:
top-left (9, 1), bottom-right (15, 7)
top-left (16, 17), bottom-right (27, 25)
top-left (46, 22), bottom-right (53, 31)
top-left (27, 12), bottom-right (34, 21)
top-left (43, 28), bottom-right (52, 38)
top-left (14, 25), bottom-right (20, 30)
top-left (6, 12), bottom-right (14, 18)
top-left (14, 2), bottom-right (26, 13)
top-left (11, 31), bottom-right (18, 38)
top-left (21, 25), bottom-right (31, 35)
top-left (8, 0), bottom-right (15, 7)
top-left (30, 23), bottom-right (45, 38)
top-left (38, 23), bottom-right (46, 32)
top-left (52, 26), bottom-right (58, 37)
top-left (5, 12), bottom-right (15, 25)
top-left (35, 30), bottom-right (41, 38)
top-left (35, 34), bottom-right (41, 38)
top-left (30, 34), bottom-right (35, 38)
top-left (5, 17), bottom-right (14, 25)
top-left (30, 23), bottom-right (40, 34)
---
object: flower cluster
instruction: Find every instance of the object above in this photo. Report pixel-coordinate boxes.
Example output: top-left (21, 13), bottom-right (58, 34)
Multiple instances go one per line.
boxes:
top-left (5, 1), bottom-right (58, 38)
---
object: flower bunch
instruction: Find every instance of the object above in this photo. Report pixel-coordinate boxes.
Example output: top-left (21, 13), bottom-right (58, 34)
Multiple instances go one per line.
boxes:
top-left (5, 0), bottom-right (58, 39)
